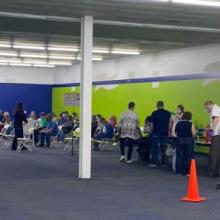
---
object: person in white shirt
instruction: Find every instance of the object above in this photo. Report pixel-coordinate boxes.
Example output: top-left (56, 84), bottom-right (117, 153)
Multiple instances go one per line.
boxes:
top-left (204, 100), bottom-right (220, 189)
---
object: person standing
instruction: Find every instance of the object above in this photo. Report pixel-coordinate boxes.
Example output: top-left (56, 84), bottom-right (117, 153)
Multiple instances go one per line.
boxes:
top-left (118, 102), bottom-right (139, 163)
top-left (150, 101), bottom-right (171, 167)
top-left (11, 102), bottom-right (27, 151)
top-left (175, 112), bottom-right (196, 175)
top-left (204, 100), bottom-right (220, 188)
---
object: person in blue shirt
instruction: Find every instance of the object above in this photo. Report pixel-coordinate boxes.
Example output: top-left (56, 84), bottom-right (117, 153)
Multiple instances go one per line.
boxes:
top-left (39, 113), bottom-right (58, 148)
top-left (93, 117), bottom-right (114, 151)
top-left (149, 101), bottom-right (171, 167)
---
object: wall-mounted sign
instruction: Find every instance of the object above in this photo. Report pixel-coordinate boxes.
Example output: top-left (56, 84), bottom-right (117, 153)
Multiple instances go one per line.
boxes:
top-left (64, 93), bottom-right (80, 106)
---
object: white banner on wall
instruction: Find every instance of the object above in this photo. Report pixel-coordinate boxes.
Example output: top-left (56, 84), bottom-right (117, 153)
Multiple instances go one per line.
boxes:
top-left (64, 93), bottom-right (80, 106)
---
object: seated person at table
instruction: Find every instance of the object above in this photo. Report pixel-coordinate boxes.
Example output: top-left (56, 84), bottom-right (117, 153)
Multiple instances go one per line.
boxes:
top-left (34, 112), bottom-right (48, 144)
top-left (57, 115), bottom-right (74, 143)
top-left (93, 117), bottom-right (114, 151)
top-left (136, 116), bottom-right (152, 163)
top-left (38, 114), bottom-right (59, 147)
top-left (109, 115), bottom-right (117, 129)
top-left (58, 112), bottom-right (68, 126)
top-left (91, 115), bottom-right (98, 138)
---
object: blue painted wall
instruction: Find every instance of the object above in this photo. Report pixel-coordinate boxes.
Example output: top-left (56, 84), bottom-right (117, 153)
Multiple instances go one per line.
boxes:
top-left (0, 83), bottom-right (52, 116)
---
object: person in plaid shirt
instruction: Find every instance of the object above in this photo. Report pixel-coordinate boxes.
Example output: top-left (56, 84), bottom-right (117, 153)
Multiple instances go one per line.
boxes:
top-left (118, 102), bottom-right (139, 163)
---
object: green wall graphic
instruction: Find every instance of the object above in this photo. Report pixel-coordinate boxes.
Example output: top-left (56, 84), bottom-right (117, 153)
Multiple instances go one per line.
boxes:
top-left (52, 79), bottom-right (220, 128)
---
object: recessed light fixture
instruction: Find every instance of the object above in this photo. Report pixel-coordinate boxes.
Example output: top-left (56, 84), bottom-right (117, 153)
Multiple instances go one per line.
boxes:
top-left (0, 44), bottom-right (11, 48)
top-left (48, 45), bottom-right (79, 52)
top-left (0, 62), bottom-right (8, 66)
top-left (0, 59), bottom-right (21, 63)
top-left (0, 51), bottom-right (17, 57)
top-left (111, 50), bottom-right (140, 55)
top-left (92, 48), bottom-right (110, 54)
top-left (13, 45), bottom-right (45, 50)
top-left (49, 61), bottom-right (72, 66)
top-left (9, 63), bottom-right (32, 67)
top-left (20, 53), bottom-right (48, 59)
top-left (23, 60), bottom-right (48, 65)
top-left (77, 56), bottom-right (103, 61)
top-left (49, 55), bottom-right (76, 60)
top-left (33, 64), bottom-right (55, 68)
top-left (172, 0), bottom-right (220, 7)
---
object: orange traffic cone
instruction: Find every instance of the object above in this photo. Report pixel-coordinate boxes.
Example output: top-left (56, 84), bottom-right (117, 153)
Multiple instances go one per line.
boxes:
top-left (181, 159), bottom-right (206, 203)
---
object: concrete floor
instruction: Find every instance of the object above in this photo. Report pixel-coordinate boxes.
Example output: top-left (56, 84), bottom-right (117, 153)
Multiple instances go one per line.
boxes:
top-left (0, 146), bottom-right (219, 220)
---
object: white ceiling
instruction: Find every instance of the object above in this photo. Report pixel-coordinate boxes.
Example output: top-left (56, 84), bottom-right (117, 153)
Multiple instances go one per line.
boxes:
top-left (0, 0), bottom-right (219, 64)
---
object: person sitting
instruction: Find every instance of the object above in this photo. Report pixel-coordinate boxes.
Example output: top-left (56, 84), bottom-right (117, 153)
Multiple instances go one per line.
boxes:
top-left (51, 112), bottom-right (58, 124)
top-left (91, 115), bottom-right (98, 138)
top-left (57, 115), bottom-right (74, 143)
top-left (109, 115), bottom-right (117, 129)
top-left (93, 117), bottom-right (114, 151)
top-left (175, 111), bottom-right (196, 176)
top-left (58, 112), bottom-right (68, 126)
top-left (38, 114), bottom-right (59, 148)
top-left (1, 112), bottom-right (11, 125)
top-left (34, 112), bottom-right (48, 145)
top-left (136, 116), bottom-right (152, 163)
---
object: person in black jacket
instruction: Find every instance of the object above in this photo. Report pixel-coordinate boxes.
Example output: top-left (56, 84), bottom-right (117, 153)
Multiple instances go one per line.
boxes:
top-left (175, 111), bottom-right (196, 175)
top-left (11, 102), bottom-right (27, 151)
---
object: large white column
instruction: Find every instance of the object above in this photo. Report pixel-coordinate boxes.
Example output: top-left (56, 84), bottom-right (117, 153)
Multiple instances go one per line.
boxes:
top-left (79, 16), bottom-right (93, 179)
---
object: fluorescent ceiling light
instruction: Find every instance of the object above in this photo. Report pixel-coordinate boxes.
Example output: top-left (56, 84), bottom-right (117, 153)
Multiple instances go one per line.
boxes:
top-left (49, 61), bottom-right (72, 66)
top-left (0, 59), bottom-right (21, 63)
top-left (77, 57), bottom-right (103, 61)
top-left (20, 53), bottom-right (48, 58)
top-left (172, 0), bottom-right (220, 7)
top-left (48, 46), bottom-right (79, 52)
top-left (13, 45), bottom-right (45, 50)
top-left (92, 48), bottom-right (110, 54)
top-left (111, 50), bottom-right (140, 55)
top-left (9, 63), bottom-right (31, 67)
top-left (92, 57), bottom-right (103, 61)
top-left (0, 44), bottom-right (11, 48)
top-left (49, 55), bottom-right (75, 60)
top-left (33, 64), bottom-right (55, 68)
top-left (0, 62), bottom-right (8, 66)
top-left (23, 60), bottom-right (47, 65)
top-left (0, 51), bottom-right (17, 57)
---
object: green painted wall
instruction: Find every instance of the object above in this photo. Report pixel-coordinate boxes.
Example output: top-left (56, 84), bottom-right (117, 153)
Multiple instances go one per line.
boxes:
top-left (52, 79), bottom-right (220, 128)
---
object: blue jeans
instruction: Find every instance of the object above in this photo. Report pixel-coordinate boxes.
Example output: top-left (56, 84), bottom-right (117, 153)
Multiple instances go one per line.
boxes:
top-left (151, 135), bottom-right (168, 165)
top-left (40, 132), bottom-right (57, 147)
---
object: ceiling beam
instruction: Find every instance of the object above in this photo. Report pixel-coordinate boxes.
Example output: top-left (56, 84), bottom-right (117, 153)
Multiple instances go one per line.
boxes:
top-left (0, 11), bottom-right (220, 34)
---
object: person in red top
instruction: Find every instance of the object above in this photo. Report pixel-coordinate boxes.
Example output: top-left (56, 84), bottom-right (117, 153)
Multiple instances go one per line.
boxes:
top-left (109, 115), bottom-right (117, 128)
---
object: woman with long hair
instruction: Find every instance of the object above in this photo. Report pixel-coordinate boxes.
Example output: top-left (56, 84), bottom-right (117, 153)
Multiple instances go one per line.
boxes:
top-left (11, 102), bottom-right (27, 151)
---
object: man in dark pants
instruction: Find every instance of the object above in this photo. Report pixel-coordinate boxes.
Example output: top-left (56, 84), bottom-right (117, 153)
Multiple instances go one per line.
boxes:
top-left (118, 102), bottom-right (139, 163)
top-left (150, 101), bottom-right (171, 167)
top-left (204, 100), bottom-right (220, 189)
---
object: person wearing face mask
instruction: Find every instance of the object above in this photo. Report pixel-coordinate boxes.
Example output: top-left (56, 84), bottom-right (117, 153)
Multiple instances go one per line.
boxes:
top-left (204, 100), bottom-right (220, 189)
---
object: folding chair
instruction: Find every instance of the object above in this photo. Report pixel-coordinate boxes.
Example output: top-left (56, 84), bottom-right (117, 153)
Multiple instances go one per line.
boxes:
top-left (64, 128), bottom-right (80, 154)
top-left (16, 121), bottom-right (34, 152)
top-left (50, 125), bottom-right (63, 148)
top-left (0, 123), bottom-right (15, 148)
